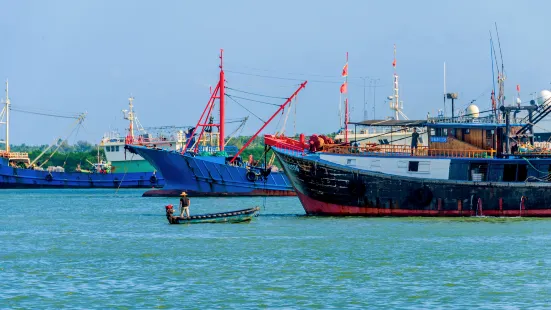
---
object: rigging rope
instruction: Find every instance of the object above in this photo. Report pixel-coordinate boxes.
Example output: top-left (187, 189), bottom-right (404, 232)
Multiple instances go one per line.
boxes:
top-left (226, 94), bottom-right (266, 123)
top-left (225, 87), bottom-right (287, 100)
top-left (115, 154), bottom-right (134, 195)
top-left (10, 108), bottom-right (81, 119)
top-left (225, 69), bottom-right (381, 87)
top-left (225, 93), bottom-right (280, 106)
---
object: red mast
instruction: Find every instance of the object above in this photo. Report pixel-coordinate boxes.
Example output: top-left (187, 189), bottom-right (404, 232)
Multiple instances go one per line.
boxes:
top-left (341, 52), bottom-right (349, 144)
top-left (219, 49), bottom-right (225, 151)
top-left (182, 49), bottom-right (225, 154)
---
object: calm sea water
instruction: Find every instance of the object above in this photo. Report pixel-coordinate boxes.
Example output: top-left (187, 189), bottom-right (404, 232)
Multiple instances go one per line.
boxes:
top-left (1, 189), bottom-right (551, 309)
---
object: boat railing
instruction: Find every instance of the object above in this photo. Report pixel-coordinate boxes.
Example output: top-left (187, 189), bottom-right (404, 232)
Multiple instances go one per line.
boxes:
top-left (323, 144), bottom-right (495, 158)
top-left (427, 115), bottom-right (506, 125)
top-left (265, 135), bottom-right (308, 155)
top-left (0, 151), bottom-right (30, 159)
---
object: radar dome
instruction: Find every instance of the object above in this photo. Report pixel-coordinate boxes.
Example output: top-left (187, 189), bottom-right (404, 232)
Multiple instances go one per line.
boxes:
top-left (466, 104), bottom-right (480, 118)
top-left (538, 90), bottom-right (551, 106)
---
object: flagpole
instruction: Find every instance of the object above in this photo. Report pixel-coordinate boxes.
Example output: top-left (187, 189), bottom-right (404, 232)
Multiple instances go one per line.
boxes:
top-left (345, 52), bottom-right (349, 144)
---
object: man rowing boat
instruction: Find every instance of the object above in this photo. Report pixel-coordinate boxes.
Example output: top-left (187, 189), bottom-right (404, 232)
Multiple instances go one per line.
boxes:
top-left (179, 192), bottom-right (190, 218)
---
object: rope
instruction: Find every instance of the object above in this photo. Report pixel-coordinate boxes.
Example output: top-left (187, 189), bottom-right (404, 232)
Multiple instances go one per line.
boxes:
top-left (225, 87), bottom-right (287, 100)
top-left (38, 123), bottom-right (82, 168)
top-left (225, 93), bottom-right (280, 106)
top-left (115, 153), bottom-right (134, 195)
top-left (521, 157), bottom-right (549, 174)
top-left (225, 69), bottom-right (384, 88)
top-left (62, 125), bottom-right (81, 168)
top-left (225, 117), bottom-right (248, 146)
top-left (226, 94), bottom-right (266, 123)
top-left (10, 108), bottom-right (81, 119)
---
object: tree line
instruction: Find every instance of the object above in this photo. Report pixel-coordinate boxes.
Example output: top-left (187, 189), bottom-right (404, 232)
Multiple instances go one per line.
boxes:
top-left (8, 137), bottom-right (284, 171)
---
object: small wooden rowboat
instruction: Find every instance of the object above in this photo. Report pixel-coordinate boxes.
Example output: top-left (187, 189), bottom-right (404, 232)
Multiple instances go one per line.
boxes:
top-left (165, 205), bottom-right (260, 224)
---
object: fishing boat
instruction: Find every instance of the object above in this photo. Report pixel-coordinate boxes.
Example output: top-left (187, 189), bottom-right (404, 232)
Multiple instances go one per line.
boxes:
top-left (99, 97), bottom-right (192, 186)
top-left (265, 47), bottom-right (551, 217)
top-left (164, 205), bottom-right (260, 224)
top-left (126, 50), bottom-right (304, 197)
top-left (0, 81), bottom-right (186, 188)
top-left (267, 92), bottom-right (551, 217)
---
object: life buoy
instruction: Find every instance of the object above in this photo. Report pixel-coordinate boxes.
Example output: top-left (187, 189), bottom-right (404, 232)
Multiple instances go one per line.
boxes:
top-left (45, 174), bottom-right (53, 182)
top-left (411, 186), bottom-right (433, 206)
top-left (150, 175), bottom-right (158, 184)
top-left (246, 171), bottom-right (257, 182)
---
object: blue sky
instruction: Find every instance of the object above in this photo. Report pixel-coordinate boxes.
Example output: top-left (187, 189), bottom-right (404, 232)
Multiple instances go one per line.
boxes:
top-left (0, 0), bottom-right (550, 144)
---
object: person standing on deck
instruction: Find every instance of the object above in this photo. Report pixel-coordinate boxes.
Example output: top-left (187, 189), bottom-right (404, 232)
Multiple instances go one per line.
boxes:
top-left (411, 128), bottom-right (420, 156)
top-left (179, 192), bottom-right (190, 218)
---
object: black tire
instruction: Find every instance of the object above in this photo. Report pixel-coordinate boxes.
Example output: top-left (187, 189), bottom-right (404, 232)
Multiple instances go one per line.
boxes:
top-left (150, 175), bottom-right (157, 184)
top-left (411, 186), bottom-right (433, 207)
top-left (246, 171), bottom-right (257, 182)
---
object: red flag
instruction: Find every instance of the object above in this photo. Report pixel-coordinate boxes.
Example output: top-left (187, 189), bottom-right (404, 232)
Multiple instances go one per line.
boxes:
top-left (516, 84), bottom-right (520, 92)
top-left (340, 82), bottom-right (347, 94)
top-left (342, 63), bottom-right (348, 77)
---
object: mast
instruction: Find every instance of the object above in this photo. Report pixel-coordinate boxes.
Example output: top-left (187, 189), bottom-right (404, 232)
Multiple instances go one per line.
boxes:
top-left (495, 23), bottom-right (505, 111)
top-left (122, 96), bottom-right (135, 143)
top-left (5, 80), bottom-right (9, 153)
top-left (490, 35), bottom-right (497, 117)
top-left (128, 96), bottom-right (135, 140)
top-left (219, 49), bottom-right (225, 151)
top-left (443, 62), bottom-right (446, 117)
top-left (182, 49), bottom-right (225, 154)
top-left (340, 53), bottom-right (349, 143)
top-left (344, 52), bottom-right (349, 143)
top-left (390, 44), bottom-right (401, 120)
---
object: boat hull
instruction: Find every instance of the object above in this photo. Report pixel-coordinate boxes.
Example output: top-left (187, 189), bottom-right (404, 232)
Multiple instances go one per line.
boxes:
top-left (0, 159), bottom-right (164, 188)
top-left (166, 207), bottom-right (260, 224)
top-left (126, 145), bottom-right (296, 197)
top-left (273, 148), bottom-right (551, 217)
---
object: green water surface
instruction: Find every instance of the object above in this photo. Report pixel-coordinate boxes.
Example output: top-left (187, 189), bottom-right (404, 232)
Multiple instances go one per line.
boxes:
top-left (1, 189), bottom-right (550, 309)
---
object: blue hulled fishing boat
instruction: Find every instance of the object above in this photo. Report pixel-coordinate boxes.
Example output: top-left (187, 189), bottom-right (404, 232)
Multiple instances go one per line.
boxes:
top-left (127, 50), bottom-right (305, 197)
top-left (0, 81), bottom-right (188, 188)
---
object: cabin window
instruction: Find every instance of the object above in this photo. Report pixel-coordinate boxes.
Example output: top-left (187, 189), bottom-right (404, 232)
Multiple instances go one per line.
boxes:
top-left (346, 159), bottom-right (356, 166)
top-left (116, 146), bottom-right (120, 152)
top-left (106, 147), bottom-right (110, 152)
top-left (503, 164), bottom-right (528, 182)
top-left (408, 161), bottom-right (419, 172)
top-left (518, 164), bottom-right (527, 181)
top-left (503, 164), bottom-right (516, 182)
top-left (431, 128), bottom-right (436, 136)
top-left (464, 129), bottom-right (470, 134)
top-left (470, 163), bottom-right (487, 181)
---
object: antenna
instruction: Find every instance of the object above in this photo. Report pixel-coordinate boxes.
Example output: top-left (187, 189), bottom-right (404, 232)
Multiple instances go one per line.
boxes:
top-left (443, 62), bottom-right (446, 117)
top-left (389, 44), bottom-right (407, 120)
top-left (4, 80), bottom-right (9, 153)
top-left (495, 22), bottom-right (506, 109)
